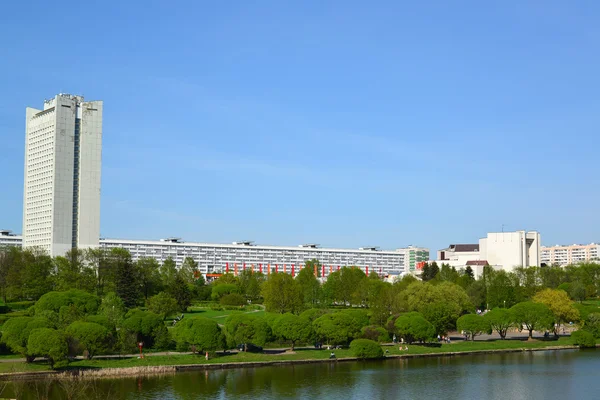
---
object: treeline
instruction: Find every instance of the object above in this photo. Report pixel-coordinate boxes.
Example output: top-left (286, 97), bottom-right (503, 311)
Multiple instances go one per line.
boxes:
top-left (0, 247), bottom-right (208, 310)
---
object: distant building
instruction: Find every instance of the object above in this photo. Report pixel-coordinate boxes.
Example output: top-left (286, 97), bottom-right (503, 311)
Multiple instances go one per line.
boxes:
top-left (434, 230), bottom-right (541, 277)
top-left (541, 243), bottom-right (600, 266)
top-left (23, 94), bottom-right (102, 256)
top-left (99, 237), bottom-right (426, 276)
top-left (0, 230), bottom-right (22, 248)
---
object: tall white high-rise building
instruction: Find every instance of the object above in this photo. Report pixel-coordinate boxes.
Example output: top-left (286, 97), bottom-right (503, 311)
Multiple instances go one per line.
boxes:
top-left (23, 94), bottom-right (102, 256)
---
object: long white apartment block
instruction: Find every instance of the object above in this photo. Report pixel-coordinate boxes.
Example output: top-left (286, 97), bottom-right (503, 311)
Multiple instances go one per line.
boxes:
top-left (0, 231), bottom-right (426, 276)
top-left (541, 243), bottom-right (600, 266)
top-left (100, 238), bottom-right (426, 276)
top-left (0, 230), bottom-right (22, 248)
top-left (23, 94), bottom-right (102, 256)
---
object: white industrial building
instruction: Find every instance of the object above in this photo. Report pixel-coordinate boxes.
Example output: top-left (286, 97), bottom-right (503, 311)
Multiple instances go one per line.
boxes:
top-left (541, 243), bottom-right (600, 266)
top-left (435, 231), bottom-right (541, 277)
top-left (23, 94), bottom-right (102, 256)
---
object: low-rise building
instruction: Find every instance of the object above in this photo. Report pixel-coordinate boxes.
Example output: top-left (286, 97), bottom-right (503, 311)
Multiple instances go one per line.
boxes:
top-left (434, 230), bottom-right (541, 277)
top-left (0, 230), bottom-right (22, 247)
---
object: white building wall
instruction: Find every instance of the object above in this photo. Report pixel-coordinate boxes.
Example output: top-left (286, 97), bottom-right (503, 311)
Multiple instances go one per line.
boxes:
top-left (480, 231), bottom-right (540, 271)
top-left (100, 239), bottom-right (410, 275)
top-left (23, 94), bottom-right (102, 257)
top-left (51, 95), bottom-right (77, 257)
top-left (77, 101), bottom-right (102, 250)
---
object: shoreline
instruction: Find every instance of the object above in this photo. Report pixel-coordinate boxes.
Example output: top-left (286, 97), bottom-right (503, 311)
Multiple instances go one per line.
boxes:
top-left (0, 343), bottom-right (587, 381)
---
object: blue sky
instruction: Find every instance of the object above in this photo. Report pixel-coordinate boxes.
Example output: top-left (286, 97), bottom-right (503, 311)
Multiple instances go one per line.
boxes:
top-left (1, 1), bottom-right (599, 252)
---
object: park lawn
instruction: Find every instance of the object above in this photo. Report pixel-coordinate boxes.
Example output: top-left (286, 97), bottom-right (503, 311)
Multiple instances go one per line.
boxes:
top-left (66, 349), bottom-right (355, 370)
top-left (384, 336), bottom-right (578, 356)
top-left (0, 361), bottom-right (51, 373)
top-left (167, 308), bottom-right (265, 323)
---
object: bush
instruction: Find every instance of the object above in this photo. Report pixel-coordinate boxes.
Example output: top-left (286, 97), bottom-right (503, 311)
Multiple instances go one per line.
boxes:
top-left (571, 330), bottom-right (596, 348)
top-left (35, 290), bottom-right (99, 315)
top-left (361, 326), bottom-right (389, 343)
top-left (220, 293), bottom-right (246, 306)
top-left (350, 339), bottom-right (383, 359)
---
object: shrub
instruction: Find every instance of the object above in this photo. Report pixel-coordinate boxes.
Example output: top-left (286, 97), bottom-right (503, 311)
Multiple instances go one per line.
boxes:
top-left (571, 330), bottom-right (596, 348)
top-left (35, 290), bottom-right (100, 315)
top-left (220, 293), bottom-right (246, 306)
top-left (350, 339), bottom-right (383, 359)
top-left (146, 292), bottom-right (179, 319)
top-left (27, 328), bottom-right (69, 369)
top-left (361, 326), bottom-right (389, 343)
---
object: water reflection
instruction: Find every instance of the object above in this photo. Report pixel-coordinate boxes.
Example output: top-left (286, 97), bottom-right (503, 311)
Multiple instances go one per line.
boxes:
top-left (3, 350), bottom-right (599, 400)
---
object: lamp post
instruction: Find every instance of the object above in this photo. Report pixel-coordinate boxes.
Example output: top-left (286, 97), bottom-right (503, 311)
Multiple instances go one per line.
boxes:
top-left (138, 342), bottom-right (144, 359)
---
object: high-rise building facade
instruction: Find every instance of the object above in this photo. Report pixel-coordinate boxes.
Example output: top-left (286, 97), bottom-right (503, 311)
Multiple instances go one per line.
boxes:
top-left (23, 94), bottom-right (102, 256)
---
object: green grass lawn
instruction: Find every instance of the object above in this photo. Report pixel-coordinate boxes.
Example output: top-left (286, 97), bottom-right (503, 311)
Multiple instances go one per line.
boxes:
top-left (0, 337), bottom-right (589, 374)
top-left (0, 361), bottom-right (51, 373)
top-left (166, 307), bottom-right (265, 323)
top-left (384, 336), bottom-right (578, 356)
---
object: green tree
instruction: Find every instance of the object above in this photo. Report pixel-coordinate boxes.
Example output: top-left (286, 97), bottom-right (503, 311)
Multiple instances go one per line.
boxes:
top-left (27, 328), bottom-right (69, 369)
top-left (53, 249), bottom-right (93, 292)
top-left (313, 313), bottom-right (361, 346)
top-left (272, 313), bottom-right (312, 350)
top-left (464, 266), bottom-right (475, 281)
top-left (173, 317), bottom-right (225, 353)
top-left (223, 314), bottom-right (271, 349)
top-left (510, 302), bottom-right (554, 339)
top-left (146, 292), bottom-right (179, 319)
top-left (136, 257), bottom-right (163, 300)
top-left (160, 258), bottom-right (178, 288)
top-left (296, 267), bottom-right (322, 308)
top-left (35, 289), bottom-right (100, 315)
top-left (20, 249), bottom-right (54, 300)
top-left (533, 288), bottom-right (580, 336)
top-left (360, 325), bottom-right (389, 343)
top-left (238, 270), bottom-right (264, 302)
top-left (456, 314), bottom-right (489, 341)
top-left (261, 273), bottom-right (303, 314)
top-left (485, 269), bottom-right (519, 309)
top-left (322, 267), bottom-right (367, 306)
top-left (438, 264), bottom-right (460, 283)
top-left (111, 248), bottom-right (140, 308)
top-left (120, 309), bottom-right (170, 350)
top-left (211, 283), bottom-right (239, 301)
top-left (0, 316), bottom-right (53, 361)
top-left (66, 321), bottom-right (109, 359)
top-left (569, 281), bottom-right (586, 302)
top-left (168, 273), bottom-right (192, 312)
top-left (394, 312), bottom-right (436, 343)
top-left (484, 308), bottom-right (514, 339)
top-left (99, 292), bottom-right (126, 328)
top-left (85, 248), bottom-right (114, 296)
top-left (180, 257), bottom-right (199, 285)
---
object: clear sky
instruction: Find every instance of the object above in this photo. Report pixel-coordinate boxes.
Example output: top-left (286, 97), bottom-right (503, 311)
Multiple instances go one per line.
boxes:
top-left (1, 1), bottom-right (598, 253)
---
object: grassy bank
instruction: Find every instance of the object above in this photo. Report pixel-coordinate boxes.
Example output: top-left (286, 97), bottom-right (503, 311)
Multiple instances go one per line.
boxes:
top-left (1, 336), bottom-right (588, 375)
